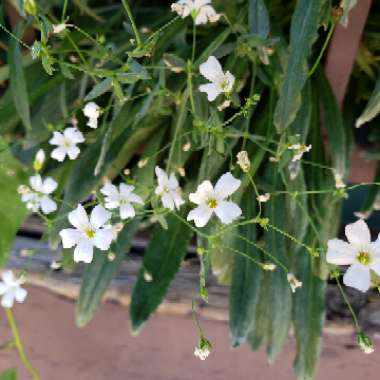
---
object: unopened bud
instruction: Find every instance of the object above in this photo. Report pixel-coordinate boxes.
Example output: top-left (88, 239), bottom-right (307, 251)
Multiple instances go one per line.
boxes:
top-left (33, 149), bottom-right (46, 172)
top-left (262, 262), bottom-right (276, 271)
top-left (236, 151), bottom-right (250, 173)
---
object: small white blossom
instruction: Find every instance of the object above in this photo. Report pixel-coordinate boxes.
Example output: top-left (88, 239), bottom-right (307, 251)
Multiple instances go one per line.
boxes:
top-left (49, 127), bottom-right (85, 162)
top-left (199, 56), bottom-right (235, 102)
top-left (287, 273), bottom-right (302, 293)
top-left (334, 171), bottom-right (346, 189)
top-left (137, 158), bottom-right (148, 168)
top-left (0, 271), bottom-right (27, 308)
top-left (21, 174), bottom-right (57, 214)
top-left (236, 151), bottom-right (250, 173)
top-left (262, 262), bottom-right (276, 271)
top-left (171, 0), bottom-right (220, 25)
top-left (327, 219), bottom-right (380, 292)
top-left (33, 149), bottom-right (46, 172)
top-left (182, 142), bottom-right (191, 152)
top-left (155, 166), bottom-right (185, 210)
top-left (194, 337), bottom-right (212, 360)
top-left (217, 99), bottom-right (231, 111)
top-left (100, 182), bottom-right (143, 220)
top-left (83, 102), bottom-right (100, 129)
top-left (257, 193), bottom-right (270, 203)
top-left (288, 144), bottom-right (312, 162)
top-left (52, 23), bottom-right (67, 34)
top-left (60, 204), bottom-right (113, 263)
top-left (187, 172), bottom-right (242, 228)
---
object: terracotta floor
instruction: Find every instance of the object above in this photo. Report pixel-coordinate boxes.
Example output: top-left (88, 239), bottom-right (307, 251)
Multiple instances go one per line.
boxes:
top-left (0, 286), bottom-right (378, 380)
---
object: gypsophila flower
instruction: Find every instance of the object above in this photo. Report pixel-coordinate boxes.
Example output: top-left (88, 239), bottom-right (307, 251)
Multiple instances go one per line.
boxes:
top-left (60, 204), bottom-right (113, 263)
top-left (194, 336), bottom-right (212, 361)
top-left (183, 142), bottom-right (191, 152)
top-left (187, 172), bottom-right (242, 227)
top-left (257, 193), bottom-right (270, 203)
top-left (287, 273), bottom-right (302, 293)
top-left (236, 151), bottom-right (250, 173)
top-left (334, 171), bottom-right (346, 189)
top-left (217, 99), bottom-right (231, 111)
top-left (33, 149), bottom-right (45, 172)
top-left (52, 23), bottom-right (68, 34)
top-left (83, 102), bottom-right (100, 129)
top-left (357, 332), bottom-right (375, 354)
top-left (171, 0), bottom-right (220, 25)
top-left (49, 127), bottom-right (85, 162)
top-left (0, 271), bottom-right (27, 308)
top-left (154, 166), bottom-right (185, 210)
top-left (21, 175), bottom-right (57, 214)
top-left (100, 182), bottom-right (143, 220)
top-left (199, 56), bottom-right (235, 102)
top-left (288, 144), bottom-right (312, 162)
top-left (326, 219), bottom-right (380, 292)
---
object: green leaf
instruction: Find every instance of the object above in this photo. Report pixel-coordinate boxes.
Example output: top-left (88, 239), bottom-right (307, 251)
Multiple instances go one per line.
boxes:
top-left (84, 78), bottom-right (112, 101)
top-left (130, 213), bottom-right (193, 333)
top-left (76, 220), bottom-right (140, 327)
top-left (229, 191), bottom-right (262, 346)
top-left (0, 140), bottom-right (28, 266)
top-left (293, 237), bottom-right (326, 380)
top-left (273, 0), bottom-right (327, 131)
top-left (359, 161), bottom-right (380, 215)
top-left (0, 369), bottom-right (16, 380)
top-left (356, 75), bottom-right (380, 128)
top-left (9, 23), bottom-right (31, 130)
top-left (249, 0), bottom-right (270, 38)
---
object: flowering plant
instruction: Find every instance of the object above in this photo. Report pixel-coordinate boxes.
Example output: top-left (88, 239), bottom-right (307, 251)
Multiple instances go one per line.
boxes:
top-left (1, 0), bottom-right (380, 379)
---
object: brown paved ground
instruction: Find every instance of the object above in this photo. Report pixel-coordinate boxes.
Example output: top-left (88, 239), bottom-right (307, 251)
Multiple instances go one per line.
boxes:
top-left (0, 285), bottom-right (378, 380)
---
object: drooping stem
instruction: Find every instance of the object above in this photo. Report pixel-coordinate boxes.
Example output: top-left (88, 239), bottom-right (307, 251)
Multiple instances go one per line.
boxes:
top-left (121, 0), bottom-right (142, 47)
top-left (4, 308), bottom-right (41, 380)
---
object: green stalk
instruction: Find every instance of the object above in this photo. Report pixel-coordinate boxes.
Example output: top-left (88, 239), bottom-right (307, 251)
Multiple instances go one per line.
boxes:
top-left (5, 308), bottom-right (41, 380)
top-left (121, 0), bottom-right (142, 47)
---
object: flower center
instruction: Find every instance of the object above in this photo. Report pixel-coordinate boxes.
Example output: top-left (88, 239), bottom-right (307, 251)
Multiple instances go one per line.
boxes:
top-left (357, 251), bottom-right (371, 266)
top-left (63, 138), bottom-right (72, 149)
top-left (220, 78), bottom-right (230, 92)
top-left (85, 228), bottom-right (96, 239)
top-left (207, 198), bottom-right (218, 209)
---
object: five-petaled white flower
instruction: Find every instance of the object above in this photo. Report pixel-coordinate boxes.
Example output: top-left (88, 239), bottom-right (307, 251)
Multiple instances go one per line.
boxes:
top-left (101, 182), bottom-right (143, 220)
top-left (83, 102), bottom-right (100, 129)
top-left (327, 219), bottom-right (380, 292)
top-left (0, 271), bottom-right (27, 308)
top-left (199, 56), bottom-right (235, 102)
top-left (288, 144), bottom-right (312, 162)
top-left (49, 127), bottom-right (85, 162)
top-left (187, 172), bottom-right (242, 227)
top-left (171, 0), bottom-right (220, 25)
top-left (154, 166), bottom-right (185, 210)
top-left (21, 174), bottom-right (57, 214)
top-left (60, 204), bottom-right (114, 263)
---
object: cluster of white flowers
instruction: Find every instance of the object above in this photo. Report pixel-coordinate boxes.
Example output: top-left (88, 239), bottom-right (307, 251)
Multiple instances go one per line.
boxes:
top-left (0, 271), bottom-right (27, 308)
top-left (194, 336), bottom-right (212, 360)
top-left (171, 0), bottom-right (220, 25)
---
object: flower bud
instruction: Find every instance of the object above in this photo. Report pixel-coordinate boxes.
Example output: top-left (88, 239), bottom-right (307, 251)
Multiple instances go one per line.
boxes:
top-left (33, 149), bottom-right (46, 172)
top-left (194, 336), bottom-right (212, 361)
top-left (236, 151), bottom-right (250, 173)
top-left (357, 332), bottom-right (374, 354)
top-left (262, 262), bottom-right (276, 271)
top-left (287, 273), bottom-right (302, 293)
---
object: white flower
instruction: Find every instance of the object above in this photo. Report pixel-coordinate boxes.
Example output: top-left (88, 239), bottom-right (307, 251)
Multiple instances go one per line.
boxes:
top-left (60, 204), bottom-right (113, 263)
top-left (83, 102), bottom-right (100, 129)
top-left (49, 127), bottom-right (85, 162)
top-left (257, 193), bottom-right (270, 203)
top-left (21, 174), bottom-right (57, 214)
top-left (171, 0), bottom-right (220, 25)
top-left (199, 56), bottom-right (235, 102)
top-left (287, 273), bottom-right (302, 293)
top-left (194, 337), bottom-right (212, 360)
top-left (154, 166), bottom-right (185, 210)
top-left (187, 172), bottom-right (242, 228)
top-left (33, 149), bottom-right (45, 172)
top-left (262, 262), bottom-right (276, 271)
top-left (101, 182), bottom-right (143, 220)
top-left (327, 219), bottom-right (380, 292)
top-left (288, 144), bottom-right (312, 162)
top-left (52, 23), bottom-right (67, 34)
top-left (0, 271), bottom-right (27, 308)
top-left (334, 171), bottom-right (346, 189)
top-left (236, 151), bottom-right (250, 173)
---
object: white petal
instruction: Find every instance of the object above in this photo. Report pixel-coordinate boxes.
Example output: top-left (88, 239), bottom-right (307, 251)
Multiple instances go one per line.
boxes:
top-left (161, 192), bottom-right (175, 210)
top-left (199, 83), bottom-right (221, 102)
top-left (68, 204), bottom-right (90, 231)
top-left (87, 118), bottom-right (98, 129)
top-left (326, 239), bottom-right (357, 265)
top-left (128, 193), bottom-right (144, 205)
top-left (155, 166), bottom-right (168, 186)
top-left (42, 177), bottom-right (58, 194)
top-left (101, 183), bottom-right (119, 200)
top-left (1, 293), bottom-right (14, 308)
top-left (214, 201), bottom-right (242, 224)
top-left (14, 287), bottom-right (27, 303)
top-left (120, 203), bottom-right (136, 219)
top-left (29, 175), bottom-right (43, 192)
top-left (119, 183), bottom-right (134, 197)
top-left (214, 172), bottom-right (241, 199)
top-left (187, 205), bottom-right (213, 228)
top-left (2, 270), bottom-right (15, 284)
top-left (93, 229), bottom-right (114, 250)
top-left (90, 205), bottom-right (111, 229)
top-left (40, 196), bottom-right (57, 214)
top-left (0, 283), bottom-right (6, 295)
top-left (64, 127), bottom-right (85, 143)
top-left (172, 192), bottom-right (185, 210)
top-left (49, 131), bottom-right (64, 146)
top-left (67, 146), bottom-right (80, 160)
top-left (199, 56), bottom-right (224, 82)
top-left (83, 102), bottom-right (99, 118)
top-left (345, 220), bottom-right (371, 248)
top-left (168, 173), bottom-right (179, 189)
top-left (60, 228), bottom-right (81, 248)
top-left (73, 240), bottom-right (94, 263)
top-left (343, 264), bottom-right (371, 292)
top-left (51, 146), bottom-right (67, 162)
top-left (189, 180), bottom-right (214, 205)
top-left (371, 262), bottom-right (380, 276)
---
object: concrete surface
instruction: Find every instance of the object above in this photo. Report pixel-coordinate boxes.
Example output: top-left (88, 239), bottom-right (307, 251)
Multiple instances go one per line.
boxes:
top-left (0, 286), bottom-right (378, 380)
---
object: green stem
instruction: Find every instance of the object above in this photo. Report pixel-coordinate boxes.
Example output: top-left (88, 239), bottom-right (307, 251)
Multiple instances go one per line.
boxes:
top-left (121, 0), bottom-right (142, 47)
top-left (0, 23), bottom-right (30, 50)
top-left (191, 299), bottom-right (204, 336)
top-left (5, 309), bottom-right (41, 380)
top-left (61, 0), bottom-right (69, 22)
